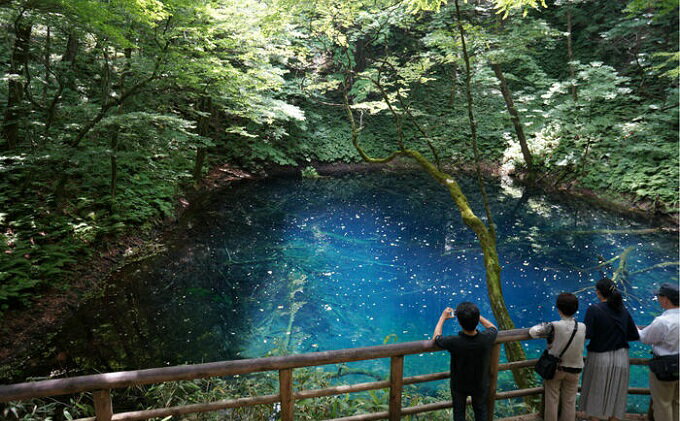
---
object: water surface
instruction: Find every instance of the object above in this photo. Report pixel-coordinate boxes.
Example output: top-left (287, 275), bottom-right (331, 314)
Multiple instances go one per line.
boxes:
top-left (14, 171), bottom-right (678, 411)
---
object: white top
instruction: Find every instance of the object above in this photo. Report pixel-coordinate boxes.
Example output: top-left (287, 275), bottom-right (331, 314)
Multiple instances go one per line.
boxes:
top-left (529, 316), bottom-right (586, 369)
top-left (638, 308), bottom-right (680, 356)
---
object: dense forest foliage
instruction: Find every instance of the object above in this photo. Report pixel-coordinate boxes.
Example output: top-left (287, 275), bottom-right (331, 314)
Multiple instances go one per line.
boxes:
top-left (0, 0), bottom-right (677, 315)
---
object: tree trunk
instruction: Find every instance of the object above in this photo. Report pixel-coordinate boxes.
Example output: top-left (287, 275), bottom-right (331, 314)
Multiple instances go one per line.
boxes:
top-left (490, 63), bottom-right (534, 178)
top-left (193, 95), bottom-right (212, 183)
top-left (2, 20), bottom-right (32, 150)
top-left (353, 36), bottom-right (369, 73)
top-left (193, 148), bottom-right (207, 183)
top-left (452, 0), bottom-right (534, 393)
top-left (110, 134), bottom-right (118, 199)
top-left (567, 8), bottom-right (577, 101)
top-left (46, 28), bottom-right (78, 139)
top-left (448, 64), bottom-right (458, 107)
top-left (110, 48), bottom-right (132, 202)
top-left (43, 26), bottom-right (50, 102)
top-left (62, 32), bottom-right (78, 63)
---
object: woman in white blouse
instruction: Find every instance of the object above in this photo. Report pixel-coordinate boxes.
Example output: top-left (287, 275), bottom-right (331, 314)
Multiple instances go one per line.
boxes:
top-left (529, 293), bottom-right (586, 421)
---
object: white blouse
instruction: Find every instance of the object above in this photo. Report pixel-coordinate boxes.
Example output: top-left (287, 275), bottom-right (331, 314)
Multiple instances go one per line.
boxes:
top-left (529, 316), bottom-right (586, 369)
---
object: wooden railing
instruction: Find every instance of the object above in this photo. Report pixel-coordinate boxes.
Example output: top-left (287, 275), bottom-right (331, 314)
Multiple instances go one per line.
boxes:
top-left (0, 328), bottom-right (650, 421)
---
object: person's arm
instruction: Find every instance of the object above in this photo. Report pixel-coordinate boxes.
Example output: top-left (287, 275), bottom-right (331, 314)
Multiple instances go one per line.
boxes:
top-left (432, 307), bottom-right (454, 339)
top-left (529, 322), bottom-right (553, 339)
top-left (479, 315), bottom-right (496, 330)
top-left (638, 318), bottom-right (664, 345)
top-left (584, 306), bottom-right (595, 339)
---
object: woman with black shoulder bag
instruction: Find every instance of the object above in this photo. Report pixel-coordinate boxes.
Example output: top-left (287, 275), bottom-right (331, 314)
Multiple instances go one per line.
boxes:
top-left (530, 292), bottom-right (586, 421)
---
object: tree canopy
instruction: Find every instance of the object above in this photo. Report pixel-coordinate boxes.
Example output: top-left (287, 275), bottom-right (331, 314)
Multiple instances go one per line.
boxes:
top-left (0, 0), bottom-right (677, 327)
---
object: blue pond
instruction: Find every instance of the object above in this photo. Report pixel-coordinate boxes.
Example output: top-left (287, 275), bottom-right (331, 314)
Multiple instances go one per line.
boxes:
top-left (26, 171), bottom-right (678, 411)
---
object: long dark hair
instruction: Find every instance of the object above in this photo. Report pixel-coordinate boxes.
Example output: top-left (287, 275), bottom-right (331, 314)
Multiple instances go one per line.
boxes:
top-left (596, 277), bottom-right (623, 311)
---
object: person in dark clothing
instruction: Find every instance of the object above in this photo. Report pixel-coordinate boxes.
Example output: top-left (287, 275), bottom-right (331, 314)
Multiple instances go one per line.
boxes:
top-left (432, 302), bottom-right (498, 421)
top-left (580, 277), bottom-right (640, 421)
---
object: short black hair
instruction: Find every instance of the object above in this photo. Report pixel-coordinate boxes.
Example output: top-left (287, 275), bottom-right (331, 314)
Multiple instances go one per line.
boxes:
top-left (456, 302), bottom-right (480, 331)
top-left (556, 293), bottom-right (578, 316)
top-left (660, 294), bottom-right (680, 307)
top-left (656, 283), bottom-right (679, 306)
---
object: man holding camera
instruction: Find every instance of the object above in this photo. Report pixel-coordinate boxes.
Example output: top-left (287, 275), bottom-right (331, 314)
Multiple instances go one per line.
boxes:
top-left (432, 302), bottom-right (497, 421)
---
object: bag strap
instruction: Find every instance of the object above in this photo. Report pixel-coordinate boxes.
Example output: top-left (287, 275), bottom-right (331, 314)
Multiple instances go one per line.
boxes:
top-left (558, 320), bottom-right (579, 359)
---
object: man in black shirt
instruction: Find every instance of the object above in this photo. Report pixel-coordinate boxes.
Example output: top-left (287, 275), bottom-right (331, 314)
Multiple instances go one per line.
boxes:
top-left (432, 302), bottom-right (498, 421)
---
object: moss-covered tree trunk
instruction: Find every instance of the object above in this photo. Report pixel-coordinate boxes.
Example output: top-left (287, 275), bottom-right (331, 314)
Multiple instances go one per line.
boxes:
top-left (342, 0), bottom-right (535, 395)
top-left (347, 111), bottom-right (533, 391)
top-left (452, 0), bottom-right (533, 392)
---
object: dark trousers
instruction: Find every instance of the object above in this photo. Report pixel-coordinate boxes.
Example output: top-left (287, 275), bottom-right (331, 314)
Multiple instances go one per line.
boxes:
top-left (452, 389), bottom-right (487, 421)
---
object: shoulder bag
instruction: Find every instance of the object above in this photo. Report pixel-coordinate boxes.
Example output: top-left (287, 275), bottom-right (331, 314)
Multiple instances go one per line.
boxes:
top-left (649, 353), bottom-right (679, 381)
top-left (534, 320), bottom-right (578, 380)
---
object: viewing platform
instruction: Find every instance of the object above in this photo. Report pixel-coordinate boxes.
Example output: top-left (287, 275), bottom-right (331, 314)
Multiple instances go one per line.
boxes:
top-left (0, 327), bottom-right (651, 420)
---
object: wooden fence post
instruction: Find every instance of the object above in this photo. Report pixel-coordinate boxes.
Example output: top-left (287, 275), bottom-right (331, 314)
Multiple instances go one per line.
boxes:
top-left (93, 389), bottom-right (112, 421)
top-left (540, 388), bottom-right (546, 419)
top-left (389, 355), bottom-right (404, 421)
top-left (279, 368), bottom-right (294, 421)
top-left (486, 344), bottom-right (501, 421)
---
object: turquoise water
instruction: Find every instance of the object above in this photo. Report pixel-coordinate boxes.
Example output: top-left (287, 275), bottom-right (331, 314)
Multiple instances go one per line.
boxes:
top-left (19, 171), bottom-right (678, 411)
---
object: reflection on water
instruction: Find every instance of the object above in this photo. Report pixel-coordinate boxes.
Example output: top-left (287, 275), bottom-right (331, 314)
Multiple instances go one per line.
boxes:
top-left (12, 172), bottom-right (678, 410)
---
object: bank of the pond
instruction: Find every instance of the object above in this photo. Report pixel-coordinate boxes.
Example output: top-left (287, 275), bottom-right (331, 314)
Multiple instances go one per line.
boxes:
top-left (0, 165), bottom-right (254, 377)
top-left (0, 159), bottom-right (676, 381)
top-left (277, 159), bottom-right (678, 227)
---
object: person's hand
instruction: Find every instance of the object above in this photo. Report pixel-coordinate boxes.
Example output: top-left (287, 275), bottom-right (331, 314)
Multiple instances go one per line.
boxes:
top-left (441, 307), bottom-right (455, 320)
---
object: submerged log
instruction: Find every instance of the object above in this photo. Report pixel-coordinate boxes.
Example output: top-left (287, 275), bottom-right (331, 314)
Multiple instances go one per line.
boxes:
top-left (630, 261), bottom-right (679, 275)
top-left (557, 228), bottom-right (668, 236)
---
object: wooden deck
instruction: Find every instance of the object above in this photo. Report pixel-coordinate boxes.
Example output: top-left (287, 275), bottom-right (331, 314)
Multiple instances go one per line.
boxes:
top-left (499, 413), bottom-right (649, 421)
top-left (0, 327), bottom-right (651, 421)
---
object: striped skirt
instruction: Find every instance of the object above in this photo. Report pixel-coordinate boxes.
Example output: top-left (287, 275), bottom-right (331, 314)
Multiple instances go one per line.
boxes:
top-left (579, 348), bottom-right (630, 419)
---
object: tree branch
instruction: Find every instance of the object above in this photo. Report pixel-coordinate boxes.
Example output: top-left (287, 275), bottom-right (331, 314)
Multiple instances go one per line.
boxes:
top-left (377, 58), bottom-right (442, 168)
top-left (67, 38), bottom-right (171, 148)
top-left (342, 79), bottom-right (403, 164)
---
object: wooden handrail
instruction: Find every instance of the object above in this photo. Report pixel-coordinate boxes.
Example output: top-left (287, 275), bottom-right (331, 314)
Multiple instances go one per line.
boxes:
top-left (0, 327), bottom-right (652, 421)
top-left (0, 328), bottom-right (532, 402)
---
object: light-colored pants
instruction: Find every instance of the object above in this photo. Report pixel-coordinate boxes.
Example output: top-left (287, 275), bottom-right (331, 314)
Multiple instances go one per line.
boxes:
top-left (650, 372), bottom-right (679, 421)
top-left (544, 370), bottom-right (580, 421)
